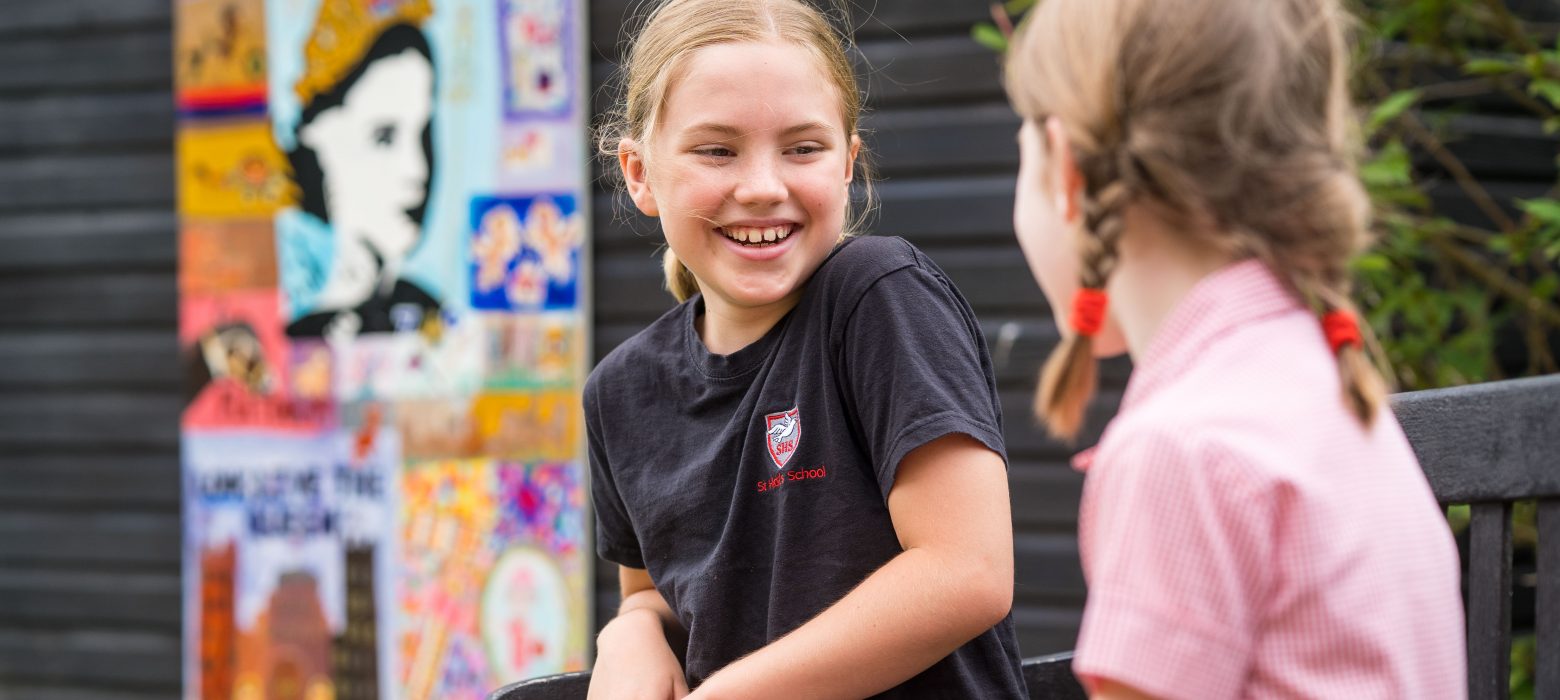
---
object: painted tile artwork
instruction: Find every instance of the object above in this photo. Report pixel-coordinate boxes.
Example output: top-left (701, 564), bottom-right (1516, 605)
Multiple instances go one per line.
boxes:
top-left (174, 0), bottom-right (591, 697)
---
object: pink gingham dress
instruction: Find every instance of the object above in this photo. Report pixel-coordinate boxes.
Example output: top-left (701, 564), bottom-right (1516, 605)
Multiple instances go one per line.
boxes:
top-left (1072, 259), bottom-right (1467, 699)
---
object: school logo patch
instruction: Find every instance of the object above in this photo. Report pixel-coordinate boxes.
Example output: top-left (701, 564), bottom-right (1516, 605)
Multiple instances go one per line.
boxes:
top-left (763, 407), bottom-right (801, 470)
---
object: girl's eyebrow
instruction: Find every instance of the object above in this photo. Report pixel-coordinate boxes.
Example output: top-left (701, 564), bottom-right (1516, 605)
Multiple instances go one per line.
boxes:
top-left (682, 121), bottom-right (835, 138)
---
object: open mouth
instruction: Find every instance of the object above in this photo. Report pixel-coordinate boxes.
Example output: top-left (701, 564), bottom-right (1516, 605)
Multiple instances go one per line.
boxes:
top-left (717, 224), bottom-right (796, 248)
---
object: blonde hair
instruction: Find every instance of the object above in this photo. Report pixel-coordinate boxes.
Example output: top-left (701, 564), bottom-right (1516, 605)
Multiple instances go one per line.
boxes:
top-left (597, 0), bottom-right (872, 302)
top-left (1005, 0), bottom-right (1389, 439)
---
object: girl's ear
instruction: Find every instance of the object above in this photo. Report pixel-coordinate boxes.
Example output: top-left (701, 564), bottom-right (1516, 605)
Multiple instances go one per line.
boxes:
top-left (619, 138), bottom-right (659, 217)
top-left (844, 133), bottom-right (862, 185)
top-left (1043, 117), bottom-right (1084, 225)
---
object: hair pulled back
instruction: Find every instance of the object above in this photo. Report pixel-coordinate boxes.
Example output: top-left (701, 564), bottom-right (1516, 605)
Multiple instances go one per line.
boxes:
top-left (598, 0), bottom-right (871, 302)
top-left (1005, 0), bottom-right (1389, 439)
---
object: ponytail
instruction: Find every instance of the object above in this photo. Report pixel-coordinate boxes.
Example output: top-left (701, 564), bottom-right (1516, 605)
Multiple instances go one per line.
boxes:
top-left (662, 248), bottom-right (700, 303)
top-left (1038, 331), bottom-right (1099, 442)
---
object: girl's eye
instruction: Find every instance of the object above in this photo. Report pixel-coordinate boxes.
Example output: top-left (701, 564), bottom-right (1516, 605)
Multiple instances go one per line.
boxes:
top-left (789, 144), bottom-right (825, 156)
top-left (373, 124), bottom-right (396, 147)
top-left (696, 147), bottom-right (735, 158)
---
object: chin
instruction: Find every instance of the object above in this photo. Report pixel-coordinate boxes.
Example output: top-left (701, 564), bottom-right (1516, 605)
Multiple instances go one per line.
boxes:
top-left (717, 280), bottom-right (800, 309)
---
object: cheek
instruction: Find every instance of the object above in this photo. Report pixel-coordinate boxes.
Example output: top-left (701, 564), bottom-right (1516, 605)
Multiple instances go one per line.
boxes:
top-left (1013, 185), bottom-right (1078, 304)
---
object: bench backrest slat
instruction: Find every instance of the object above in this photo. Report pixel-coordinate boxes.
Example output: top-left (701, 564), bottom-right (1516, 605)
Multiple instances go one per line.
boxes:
top-left (1539, 499), bottom-right (1560, 696)
top-left (1467, 502), bottom-right (1514, 700)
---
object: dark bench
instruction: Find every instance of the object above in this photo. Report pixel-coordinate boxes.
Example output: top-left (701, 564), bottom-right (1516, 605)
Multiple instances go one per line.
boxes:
top-left (1393, 374), bottom-right (1560, 700)
top-left (490, 374), bottom-right (1560, 700)
top-left (488, 651), bottom-right (1086, 700)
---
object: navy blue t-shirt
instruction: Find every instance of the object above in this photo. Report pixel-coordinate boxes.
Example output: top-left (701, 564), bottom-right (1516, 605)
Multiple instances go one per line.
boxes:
top-left (585, 236), bottom-right (1027, 698)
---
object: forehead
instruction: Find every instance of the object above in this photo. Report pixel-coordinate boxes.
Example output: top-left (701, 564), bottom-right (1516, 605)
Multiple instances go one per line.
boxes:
top-left (659, 40), bottom-right (846, 137)
top-left (345, 50), bottom-right (432, 109)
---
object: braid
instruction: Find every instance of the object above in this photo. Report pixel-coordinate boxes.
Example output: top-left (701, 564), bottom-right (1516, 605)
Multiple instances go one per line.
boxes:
top-left (1272, 260), bottom-right (1391, 427)
top-left (1037, 155), bottom-right (1133, 441)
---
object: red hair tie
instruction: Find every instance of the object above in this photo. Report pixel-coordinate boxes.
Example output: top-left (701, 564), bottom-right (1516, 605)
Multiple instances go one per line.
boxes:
top-left (1071, 288), bottom-right (1109, 338)
top-left (1321, 310), bottom-right (1362, 353)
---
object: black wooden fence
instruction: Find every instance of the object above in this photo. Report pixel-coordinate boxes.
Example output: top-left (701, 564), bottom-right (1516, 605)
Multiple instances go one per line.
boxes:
top-left (0, 0), bottom-right (1557, 697)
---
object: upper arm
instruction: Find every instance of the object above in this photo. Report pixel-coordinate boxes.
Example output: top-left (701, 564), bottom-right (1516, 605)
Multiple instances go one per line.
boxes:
top-left (840, 262), bottom-right (1006, 497)
top-left (619, 565), bottom-right (655, 600)
top-left (1073, 432), bottom-right (1273, 698)
top-left (886, 433), bottom-right (1013, 600)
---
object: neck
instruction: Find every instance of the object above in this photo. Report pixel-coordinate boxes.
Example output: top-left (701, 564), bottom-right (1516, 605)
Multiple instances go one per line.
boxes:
top-left (695, 290), bottom-right (802, 356)
top-left (316, 235), bottom-right (385, 309)
top-left (1108, 206), bottom-right (1237, 360)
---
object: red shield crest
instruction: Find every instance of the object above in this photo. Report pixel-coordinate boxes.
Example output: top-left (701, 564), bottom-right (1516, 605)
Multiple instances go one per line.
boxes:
top-left (763, 407), bottom-right (801, 470)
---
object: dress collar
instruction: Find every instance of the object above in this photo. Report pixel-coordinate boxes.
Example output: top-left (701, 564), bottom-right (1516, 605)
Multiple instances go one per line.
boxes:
top-left (1072, 258), bottom-right (1303, 472)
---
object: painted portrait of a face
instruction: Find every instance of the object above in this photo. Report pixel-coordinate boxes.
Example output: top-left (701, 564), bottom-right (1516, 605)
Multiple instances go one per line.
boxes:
top-left (285, 23), bottom-right (440, 338)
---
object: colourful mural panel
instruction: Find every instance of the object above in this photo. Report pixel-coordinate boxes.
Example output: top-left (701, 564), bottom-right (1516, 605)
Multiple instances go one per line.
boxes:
top-left (175, 0), bottom-right (592, 697)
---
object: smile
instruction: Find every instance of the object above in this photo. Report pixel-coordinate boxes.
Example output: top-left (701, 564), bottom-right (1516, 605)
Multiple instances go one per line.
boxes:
top-left (718, 225), bottom-right (795, 247)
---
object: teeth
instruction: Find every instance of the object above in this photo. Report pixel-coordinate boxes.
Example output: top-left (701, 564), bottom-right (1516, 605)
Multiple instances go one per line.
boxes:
top-left (723, 226), bottom-right (792, 245)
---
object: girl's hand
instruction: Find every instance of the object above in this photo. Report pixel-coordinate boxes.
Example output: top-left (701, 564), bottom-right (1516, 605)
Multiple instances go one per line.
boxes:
top-left (587, 607), bottom-right (690, 700)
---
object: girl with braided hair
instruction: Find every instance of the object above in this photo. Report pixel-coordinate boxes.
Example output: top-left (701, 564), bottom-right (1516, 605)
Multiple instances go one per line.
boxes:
top-left (1005, 0), bottom-right (1466, 698)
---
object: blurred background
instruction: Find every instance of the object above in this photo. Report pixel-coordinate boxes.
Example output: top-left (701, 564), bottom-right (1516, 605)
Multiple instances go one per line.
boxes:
top-left (0, 0), bottom-right (1556, 698)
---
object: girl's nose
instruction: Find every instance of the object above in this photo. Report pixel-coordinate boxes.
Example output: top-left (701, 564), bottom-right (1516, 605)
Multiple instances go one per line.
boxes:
top-left (733, 154), bottom-right (787, 206)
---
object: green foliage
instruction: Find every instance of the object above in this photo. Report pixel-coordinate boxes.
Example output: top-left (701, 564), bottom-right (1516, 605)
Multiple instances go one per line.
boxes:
top-left (1354, 0), bottom-right (1560, 388)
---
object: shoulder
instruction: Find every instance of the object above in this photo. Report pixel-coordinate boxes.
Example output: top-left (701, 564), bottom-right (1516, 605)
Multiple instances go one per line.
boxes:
top-left (807, 236), bottom-right (927, 304)
top-left (1092, 417), bottom-right (1281, 504)
top-left (806, 235), bottom-right (968, 323)
top-left (585, 300), bottom-right (691, 407)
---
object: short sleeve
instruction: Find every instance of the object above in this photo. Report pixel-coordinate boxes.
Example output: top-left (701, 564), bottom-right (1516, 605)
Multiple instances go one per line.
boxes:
top-left (584, 376), bottom-right (646, 569)
top-left (839, 255), bottom-right (1007, 498)
top-left (1072, 430), bottom-right (1275, 700)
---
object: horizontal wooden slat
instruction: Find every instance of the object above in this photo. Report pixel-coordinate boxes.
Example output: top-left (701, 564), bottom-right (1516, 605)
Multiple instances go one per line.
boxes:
top-left (863, 103), bottom-right (1019, 176)
top-left (0, 331), bottom-right (178, 389)
top-left (0, 32), bottom-right (170, 94)
top-left (0, 92), bottom-right (173, 153)
top-left (0, 568), bottom-right (179, 629)
top-left (0, 271), bottom-right (176, 328)
top-left (0, 209), bottom-right (176, 271)
top-left (1010, 461), bottom-right (1084, 532)
top-left (0, 153), bottom-right (172, 212)
top-left (0, 684), bottom-right (172, 700)
top-left (858, 35), bottom-right (1004, 107)
top-left (1014, 532), bottom-right (1086, 603)
top-left (1433, 113), bottom-right (1560, 182)
top-left (1012, 605), bottom-right (1085, 657)
top-left (1001, 386), bottom-right (1118, 459)
top-left (0, 454), bottom-right (178, 508)
top-left (0, 392), bottom-right (180, 451)
top-left (0, 0), bottom-right (170, 37)
top-left (1392, 373), bottom-right (1560, 503)
top-left (0, 628), bottom-right (179, 689)
top-left (1426, 180), bottom-right (1555, 231)
top-left (588, 0), bottom-right (993, 58)
top-left (0, 510), bottom-right (179, 567)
